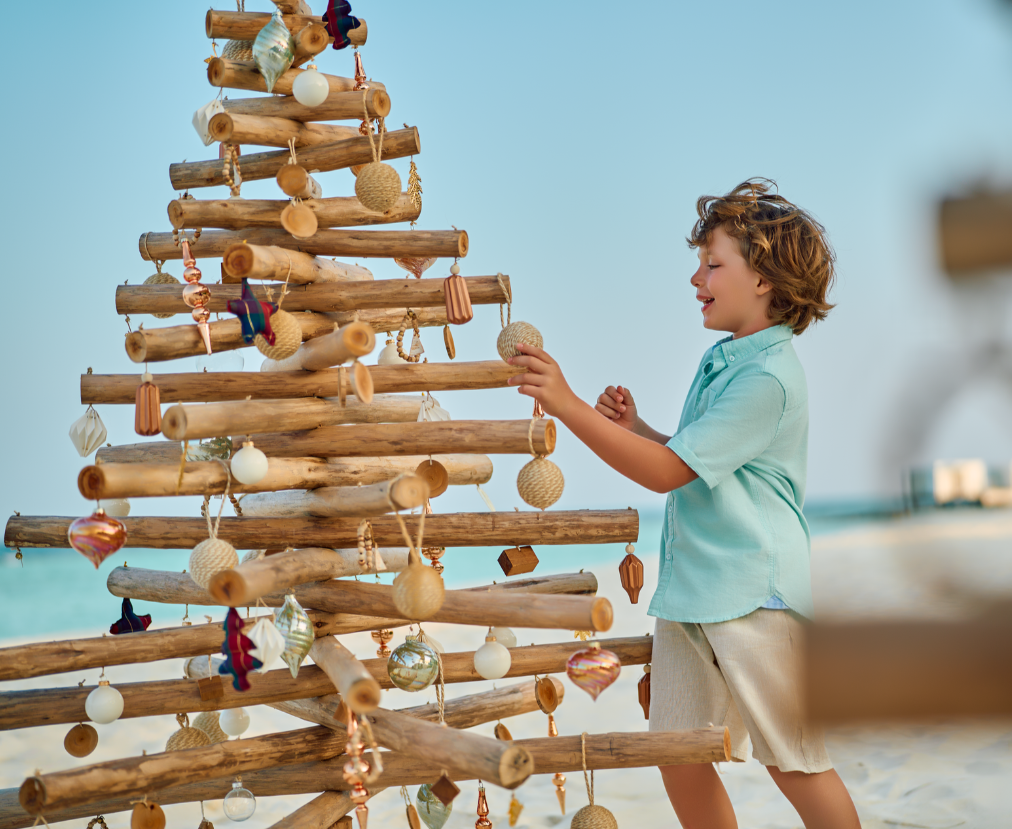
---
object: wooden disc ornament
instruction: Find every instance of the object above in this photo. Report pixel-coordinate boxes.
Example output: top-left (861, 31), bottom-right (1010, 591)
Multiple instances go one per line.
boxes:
top-left (131, 802), bottom-right (166, 829)
top-left (517, 457), bottom-right (564, 510)
top-left (494, 722), bottom-right (514, 741)
top-left (280, 202), bottom-right (318, 239)
top-left (415, 459), bottom-right (449, 498)
top-left (497, 321), bottom-right (543, 362)
top-left (350, 360), bottom-right (374, 404)
top-left (255, 309), bottom-right (301, 360)
top-left (535, 675), bottom-right (560, 714)
top-left (165, 713), bottom-right (212, 752)
top-left (443, 325), bottom-right (456, 359)
top-left (64, 723), bottom-right (98, 757)
top-left (143, 269), bottom-right (180, 319)
top-left (392, 554), bottom-right (445, 620)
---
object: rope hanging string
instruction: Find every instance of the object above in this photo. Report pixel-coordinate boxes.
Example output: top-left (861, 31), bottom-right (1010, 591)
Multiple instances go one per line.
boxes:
top-left (362, 90), bottom-right (386, 164)
top-left (580, 732), bottom-right (595, 807)
top-left (497, 272), bottom-right (512, 328)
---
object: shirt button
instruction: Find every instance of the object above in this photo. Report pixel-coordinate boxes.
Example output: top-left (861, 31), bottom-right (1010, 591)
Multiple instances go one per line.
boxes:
top-left (729, 355), bottom-right (735, 362)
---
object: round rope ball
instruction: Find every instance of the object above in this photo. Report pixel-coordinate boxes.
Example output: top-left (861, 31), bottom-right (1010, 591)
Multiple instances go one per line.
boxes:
top-left (392, 562), bottom-right (445, 620)
top-left (255, 309), bottom-right (301, 360)
top-left (188, 537), bottom-right (238, 589)
top-left (222, 39), bottom-right (253, 61)
top-left (517, 457), bottom-right (565, 510)
top-left (355, 162), bottom-right (402, 213)
top-left (570, 804), bottom-right (618, 829)
top-left (144, 272), bottom-right (181, 319)
top-left (192, 711), bottom-right (229, 744)
top-left (165, 715), bottom-right (212, 752)
top-left (497, 321), bottom-right (543, 362)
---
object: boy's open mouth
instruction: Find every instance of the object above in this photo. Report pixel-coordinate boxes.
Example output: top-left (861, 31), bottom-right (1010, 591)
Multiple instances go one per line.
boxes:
top-left (700, 297), bottom-right (714, 311)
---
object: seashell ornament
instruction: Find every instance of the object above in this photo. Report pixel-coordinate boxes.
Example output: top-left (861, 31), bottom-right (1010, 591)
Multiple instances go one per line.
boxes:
top-left (255, 309), bottom-right (301, 360)
top-left (166, 713), bottom-right (212, 751)
top-left (69, 405), bottom-right (107, 457)
top-left (567, 642), bottom-right (622, 701)
top-left (69, 509), bottom-right (127, 568)
top-left (246, 616), bottom-right (287, 672)
top-left (274, 593), bottom-right (315, 678)
top-left (252, 11), bottom-right (295, 93)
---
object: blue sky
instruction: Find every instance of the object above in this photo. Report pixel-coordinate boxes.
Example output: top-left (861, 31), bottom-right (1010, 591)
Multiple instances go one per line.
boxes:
top-left (2, 0), bottom-right (1012, 525)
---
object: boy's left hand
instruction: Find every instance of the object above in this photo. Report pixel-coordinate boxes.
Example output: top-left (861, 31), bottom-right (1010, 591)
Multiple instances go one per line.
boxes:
top-left (506, 344), bottom-right (578, 418)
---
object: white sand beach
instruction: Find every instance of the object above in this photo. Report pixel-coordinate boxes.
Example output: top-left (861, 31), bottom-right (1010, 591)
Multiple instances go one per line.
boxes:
top-left (2, 508), bottom-right (1010, 828)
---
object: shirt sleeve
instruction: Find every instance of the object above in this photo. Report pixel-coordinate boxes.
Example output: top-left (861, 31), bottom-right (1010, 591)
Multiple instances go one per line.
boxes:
top-left (666, 369), bottom-right (786, 489)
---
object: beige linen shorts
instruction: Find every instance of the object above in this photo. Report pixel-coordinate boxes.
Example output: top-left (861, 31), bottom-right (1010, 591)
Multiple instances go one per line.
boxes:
top-left (648, 608), bottom-right (832, 773)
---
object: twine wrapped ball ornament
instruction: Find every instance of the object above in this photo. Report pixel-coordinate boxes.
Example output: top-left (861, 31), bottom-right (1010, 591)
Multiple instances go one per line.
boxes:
top-left (166, 713), bottom-right (212, 751)
top-left (354, 93), bottom-right (401, 212)
top-left (189, 478), bottom-right (239, 589)
top-left (497, 321), bottom-right (543, 362)
top-left (192, 711), bottom-right (229, 744)
top-left (143, 268), bottom-right (180, 319)
top-left (517, 456), bottom-right (564, 510)
top-left (570, 733), bottom-right (618, 829)
top-left (255, 309), bottom-right (301, 360)
top-left (392, 554), bottom-right (445, 620)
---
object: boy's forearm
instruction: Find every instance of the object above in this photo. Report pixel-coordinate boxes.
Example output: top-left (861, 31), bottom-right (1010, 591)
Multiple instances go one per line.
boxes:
top-left (632, 417), bottom-right (672, 444)
top-left (557, 397), bottom-right (696, 493)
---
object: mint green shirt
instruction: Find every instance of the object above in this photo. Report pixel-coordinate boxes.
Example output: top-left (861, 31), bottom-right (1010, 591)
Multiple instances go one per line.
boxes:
top-left (647, 325), bottom-right (814, 623)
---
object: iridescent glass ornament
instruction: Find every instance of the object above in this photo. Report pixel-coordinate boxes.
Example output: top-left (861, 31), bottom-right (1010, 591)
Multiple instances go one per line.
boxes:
top-left (394, 257), bottom-right (437, 279)
top-left (275, 593), bottom-right (314, 678)
top-left (68, 509), bottom-right (127, 568)
top-left (253, 11), bottom-right (295, 93)
top-left (566, 641), bottom-right (621, 701)
top-left (387, 638), bottom-right (439, 692)
top-left (416, 784), bottom-right (452, 829)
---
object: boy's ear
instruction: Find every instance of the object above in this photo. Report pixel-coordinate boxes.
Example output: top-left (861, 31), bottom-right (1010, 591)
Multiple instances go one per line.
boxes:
top-left (756, 277), bottom-right (773, 297)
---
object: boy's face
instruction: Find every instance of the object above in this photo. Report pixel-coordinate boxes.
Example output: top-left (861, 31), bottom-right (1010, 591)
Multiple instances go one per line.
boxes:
top-left (691, 225), bottom-right (773, 338)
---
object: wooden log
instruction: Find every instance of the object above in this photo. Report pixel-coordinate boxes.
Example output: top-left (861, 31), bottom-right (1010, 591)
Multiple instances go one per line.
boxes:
top-left (208, 111), bottom-right (360, 150)
top-left (140, 229), bottom-right (464, 262)
top-left (110, 567), bottom-right (612, 631)
top-left (803, 615), bottom-right (1012, 722)
top-left (235, 477), bottom-right (431, 520)
top-left (6, 510), bottom-right (639, 550)
top-left (223, 243), bottom-right (372, 283)
top-left (167, 128), bottom-right (416, 191)
top-left (116, 275), bottom-right (509, 317)
top-left (254, 323), bottom-right (376, 371)
top-left (161, 394), bottom-right (419, 441)
top-left (207, 59), bottom-right (385, 99)
top-left (206, 10), bottom-right (367, 47)
top-left (12, 729), bottom-right (726, 822)
top-left (1, 635), bottom-right (648, 731)
top-left (82, 361), bottom-right (524, 405)
top-left (18, 726), bottom-right (344, 815)
top-left (276, 164), bottom-right (322, 199)
top-left (266, 792), bottom-right (353, 829)
top-left (221, 89), bottom-right (390, 122)
top-left (207, 546), bottom-right (408, 608)
top-left (124, 312), bottom-right (335, 363)
top-left (167, 194), bottom-right (420, 231)
top-left (271, 0), bottom-right (313, 16)
top-left (309, 636), bottom-right (381, 713)
top-left (78, 455), bottom-right (491, 499)
top-left (291, 22), bottom-right (329, 64)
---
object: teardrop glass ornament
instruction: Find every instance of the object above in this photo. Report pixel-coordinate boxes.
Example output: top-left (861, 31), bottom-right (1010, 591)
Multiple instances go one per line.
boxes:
top-left (274, 593), bottom-right (314, 678)
top-left (69, 509), bottom-right (127, 568)
top-left (252, 11), bottom-right (295, 93)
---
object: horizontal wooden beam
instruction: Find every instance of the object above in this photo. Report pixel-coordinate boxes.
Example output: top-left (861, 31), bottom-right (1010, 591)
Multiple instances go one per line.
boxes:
top-left (803, 615), bottom-right (1012, 722)
top-left (125, 311), bottom-right (333, 363)
top-left (206, 58), bottom-right (385, 98)
top-left (168, 193), bottom-right (418, 231)
top-left (939, 190), bottom-right (1012, 274)
top-left (6, 510), bottom-right (639, 550)
top-left (78, 455), bottom-right (492, 500)
top-left (222, 243), bottom-right (372, 283)
top-left (168, 128), bottom-right (416, 191)
top-left (117, 275), bottom-right (510, 317)
top-left (221, 88), bottom-right (390, 123)
top-left (205, 10), bottom-right (367, 47)
top-left (81, 361), bottom-right (522, 405)
top-left (208, 111), bottom-right (361, 150)
top-left (235, 481), bottom-right (432, 519)
top-left (140, 228), bottom-right (464, 262)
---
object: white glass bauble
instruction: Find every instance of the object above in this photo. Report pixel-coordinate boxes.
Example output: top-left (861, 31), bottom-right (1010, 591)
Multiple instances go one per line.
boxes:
top-left (98, 498), bottom-right (131, 518)
top-left (292, 65), bottom-right (329, 107)
top-left (230, 442), bottom-right (269, 484)
top-left (219, 707), bottom-right (251, 737)
top-left (489, 626), bottom-right (517, 649)
top-left (223, 782), bottom-right (256, 821)
top-left (85, 681), bottom-right (124, 724)
top-left (473, 636), bottom-right (511, 680)
top-left (377, 339), bottom-right (407, 365)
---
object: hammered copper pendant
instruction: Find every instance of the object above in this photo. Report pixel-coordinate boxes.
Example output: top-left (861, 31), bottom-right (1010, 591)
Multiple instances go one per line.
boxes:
top-left (443, 274), bottom-right (473, 324)
top-left (134, 376), bottom-right (162, 436)
top-left (618, 547), bottom-right (644, 604)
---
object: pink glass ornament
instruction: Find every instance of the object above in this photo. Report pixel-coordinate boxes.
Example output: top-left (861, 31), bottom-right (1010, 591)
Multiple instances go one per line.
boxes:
top-left (566, 642), bottom-right (621, 701)
top-left (394, 257), bottom-right (437, 279)
top-left (68, 508), bottom-right (127, 568)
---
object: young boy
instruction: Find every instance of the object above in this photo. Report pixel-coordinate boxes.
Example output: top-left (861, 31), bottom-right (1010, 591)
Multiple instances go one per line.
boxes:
top-left (506, 180), bottom-right (861, 828)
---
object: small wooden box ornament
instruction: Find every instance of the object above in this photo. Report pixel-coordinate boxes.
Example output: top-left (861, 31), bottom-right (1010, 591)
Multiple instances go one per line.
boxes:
top-left (498, 545), bottom-right (539, 577)
top-left (430, 774), bottom-right (461, 806)
top-left (197, 676), bottom-right (225, 701)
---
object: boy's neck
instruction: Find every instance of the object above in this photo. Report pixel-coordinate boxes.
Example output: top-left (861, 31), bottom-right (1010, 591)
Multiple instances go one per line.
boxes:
top-left (730, 319), bottom-right (778, 340)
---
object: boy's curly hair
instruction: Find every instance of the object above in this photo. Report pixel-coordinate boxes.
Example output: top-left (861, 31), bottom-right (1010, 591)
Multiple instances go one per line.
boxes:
top-left (688, 179), bottom-right (836, 335)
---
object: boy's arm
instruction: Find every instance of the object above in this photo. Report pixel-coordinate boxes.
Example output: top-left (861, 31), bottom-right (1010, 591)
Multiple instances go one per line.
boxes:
top-left (507, 345), bottom-right (698, 494)
top-left (595, 385), bottom-right (672, 444)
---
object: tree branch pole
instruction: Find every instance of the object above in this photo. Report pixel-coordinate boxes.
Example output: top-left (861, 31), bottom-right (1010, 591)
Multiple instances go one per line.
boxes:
top-left (2, 636), bottom-right (649, 731)
top-left (167, 193), bottom-right (418, 230)
top-left (221, 244), bottom-right (373, 283)
top-left (229, 477), bottom-right (431, 520)
top-left (205, 10), bottom-right (367, 46)
top-left (117, 275), bottom-right (509, 317)
top-left (209, 111), bottom-right (360, 150)
top-left (139, 228), bottom-right (466, 261)
top-left (81, 361), bottom-right (524, 405)
top-left (168, 128), bottom-right (417, 190)
top-left (207, 58), bottom-right (386, 98)
top-left (78, 455), bottom-right (492, 500)
top-left (308, 636), bottom-right (381, 714)
top-left (6, 510), bottom-right (640, 549)
top-left (290, 22), bottom-right (330, 65)
top-left (265, 792), bottom-right (357, 829)
top-left (220, 88), bottom-right (390, 122)
top-left (160, 394), bottom-right (419, 441)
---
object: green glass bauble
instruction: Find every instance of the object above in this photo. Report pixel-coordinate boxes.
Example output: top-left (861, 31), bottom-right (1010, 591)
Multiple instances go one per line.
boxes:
top-left (388, 639), bottom-right (439, 692)
top-left (416, 784), bottom-right (452, 829)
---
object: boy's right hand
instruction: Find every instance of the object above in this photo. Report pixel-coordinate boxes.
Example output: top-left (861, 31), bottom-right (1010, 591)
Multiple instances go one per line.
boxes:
top-left (596, 385), bottom-right (638, 431)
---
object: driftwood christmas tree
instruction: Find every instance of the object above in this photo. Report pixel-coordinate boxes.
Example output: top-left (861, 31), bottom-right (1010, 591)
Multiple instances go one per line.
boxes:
top-left (1, 5), bottom-right (729, 829)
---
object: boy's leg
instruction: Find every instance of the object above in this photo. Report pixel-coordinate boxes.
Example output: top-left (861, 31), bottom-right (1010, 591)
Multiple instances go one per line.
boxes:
top-left (659, 763), bottom-right (737, 829)
top-left (765, 767), bottom-right (861, 829)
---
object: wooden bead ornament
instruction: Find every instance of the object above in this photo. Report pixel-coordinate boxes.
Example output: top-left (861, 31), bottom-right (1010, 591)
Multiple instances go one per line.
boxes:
top-left (143, 261), bottom-right (179, 319)
top-left (64, 723), bottom-right (98, 757)
top-left (134, 371), bottom-right (162, 436)
top-left (165, 713), bottom-right (212, 752)
top-left (618, 544), bottom-right (644, 604)
top-left (498, 545), bottom-right (539, 576)
top-left (355, 96), bottom-right (401, 213)
top-left (494, 722), bottom-right (513, 741)
top-left (569, 734), bottom-right (618, 829)
top-left (396, 310), bottom-right (424, 362)
top-left (444, 262), bottom-right (473, 325)
top-left (255, 309), bottom-right (300, 360)
top-left (131, 802), bottom-right (167, 829)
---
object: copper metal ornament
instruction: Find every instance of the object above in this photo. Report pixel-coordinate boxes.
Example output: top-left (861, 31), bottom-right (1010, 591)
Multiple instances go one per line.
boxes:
top-left (181, 240), bottom-right (212, 355)
top-left (474, 784), bottom-right (492, 829)
top-left (444, 273), bottom-right (473, 325)
top-left (638, 664), bottom-right (651, 720)
top-left (552, 773), bottom-right (566, 815)
top-left (414, 459), bottom-right (449, 498)
top-left (618, 544), bottom-right (644, 604)
top-left (371, 628), bottom-right (394, 658)
top-left (134, 372), bottom-right (162, 436)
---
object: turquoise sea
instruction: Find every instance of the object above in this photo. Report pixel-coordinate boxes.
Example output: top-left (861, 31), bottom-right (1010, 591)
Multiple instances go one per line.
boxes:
top-left (0, 501), bottom-right (902, 640)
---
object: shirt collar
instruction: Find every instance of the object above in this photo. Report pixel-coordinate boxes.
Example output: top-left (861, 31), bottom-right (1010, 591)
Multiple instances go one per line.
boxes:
top-left (715, 324), bottom-right (793, 364)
